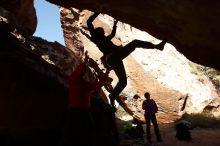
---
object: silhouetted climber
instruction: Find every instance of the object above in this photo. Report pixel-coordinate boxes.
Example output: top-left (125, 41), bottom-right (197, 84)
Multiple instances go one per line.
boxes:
top-left (61, 51), bottom-right (109, 146)
top-left (142, 92), bottom-right (162, 144)
top-left (87, 12), bottom-right (166, 107)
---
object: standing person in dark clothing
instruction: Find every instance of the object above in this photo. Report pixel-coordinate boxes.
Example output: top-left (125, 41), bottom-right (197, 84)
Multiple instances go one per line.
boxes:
top-left (142, 92), bottom-right (162, 144)
top-left (87, 12), bottom-right (166, 107)
top-left (62, 51), bottom-right (110, 146)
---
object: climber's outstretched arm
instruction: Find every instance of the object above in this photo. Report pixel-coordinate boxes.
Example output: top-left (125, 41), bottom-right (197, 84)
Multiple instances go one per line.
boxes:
top-left (107, 20), bottom-right (118, 40)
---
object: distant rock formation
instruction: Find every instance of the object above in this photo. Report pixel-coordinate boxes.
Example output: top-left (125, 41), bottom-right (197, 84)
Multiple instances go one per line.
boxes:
top-left (60, 8), bottom-right (220, 118)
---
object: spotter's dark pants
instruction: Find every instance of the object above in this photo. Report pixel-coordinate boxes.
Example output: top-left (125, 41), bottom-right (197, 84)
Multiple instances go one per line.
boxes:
top-left (144, 113), bottom-right (161, 142)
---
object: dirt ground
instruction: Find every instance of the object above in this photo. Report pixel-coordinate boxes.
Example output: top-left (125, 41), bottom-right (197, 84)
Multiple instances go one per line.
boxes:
top-left (119, 123), bottom-right (220, 146)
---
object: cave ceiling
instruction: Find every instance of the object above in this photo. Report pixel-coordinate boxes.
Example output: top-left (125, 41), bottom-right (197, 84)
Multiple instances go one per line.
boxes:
top-left (46, 0), bottom-right (220, 71)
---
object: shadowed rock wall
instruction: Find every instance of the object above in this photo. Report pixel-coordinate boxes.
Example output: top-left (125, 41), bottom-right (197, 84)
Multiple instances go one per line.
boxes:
top-left (0, 7), bottom-right (119, 145)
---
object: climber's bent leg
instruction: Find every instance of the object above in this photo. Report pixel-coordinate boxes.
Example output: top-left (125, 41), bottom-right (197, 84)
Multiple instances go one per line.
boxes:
top-left (108, 60), bottom-right (127, 106)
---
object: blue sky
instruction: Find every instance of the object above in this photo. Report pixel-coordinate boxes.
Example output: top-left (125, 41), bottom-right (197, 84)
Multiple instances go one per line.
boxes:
top-left (34, 0), bottom-right (64, 45)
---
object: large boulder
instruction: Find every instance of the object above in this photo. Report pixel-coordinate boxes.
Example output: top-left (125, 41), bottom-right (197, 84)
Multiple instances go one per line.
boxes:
top-left (0, 15), bottom-right (119, 145)
top-left (47, 0), bottom-right (220, 71)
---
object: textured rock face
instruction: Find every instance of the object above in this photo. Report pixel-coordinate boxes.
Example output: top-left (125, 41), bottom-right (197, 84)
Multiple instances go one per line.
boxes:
top-left (47, 0), bottom-right (220, 71)
top-left (0, 0), bottom-right (37, 34)
top-left (60, 9), bottom-right (220, 119)
top-left (60, 8), bottom-right (84, 57)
